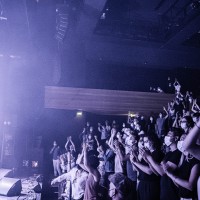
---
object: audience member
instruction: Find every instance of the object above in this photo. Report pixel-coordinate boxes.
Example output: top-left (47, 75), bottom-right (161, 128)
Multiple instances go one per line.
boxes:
top-left (50, 140), bottom-right (62, 177)
top-left (51, 165), bottom-right (88, 200)
top-left (166, 134), bottom-right (200, 199)
top-left (144, 128), bottom-right (182, 200)
top-left (131, 134), bottom-right (164, 200)
top-left (49, 78), bottom-right (200, 200)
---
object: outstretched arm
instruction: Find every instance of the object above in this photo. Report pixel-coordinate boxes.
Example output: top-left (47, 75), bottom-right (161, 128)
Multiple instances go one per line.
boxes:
top-left (108, 131), bottom-right (115, 151)
top-left (94, 135), bottom-right (100, 148)
top-left (51, 172), bottom-right (70, 185)
top-left (50, 146), bottom-right (55, 154)
top-left (65, 137), bottom-right (70, 150)
top-left (191, 99), bottom-right (200, 113)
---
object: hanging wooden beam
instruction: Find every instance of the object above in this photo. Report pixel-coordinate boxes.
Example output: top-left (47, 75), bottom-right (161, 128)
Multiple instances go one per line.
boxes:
top-left (44, 86), bottom-right (175, 116)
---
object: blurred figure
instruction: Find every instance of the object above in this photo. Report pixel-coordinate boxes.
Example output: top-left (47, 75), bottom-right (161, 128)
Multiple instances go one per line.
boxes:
top-left (98, 123), bottom-right (110, 142)
top-left (147, 116), bottom-right (156, 134)
top-left (108, 173), bottom-right (134, 200)
top-left (155, 112), bottom-right (168, 139)
top-left (50, 140), bottom-right (62, 177)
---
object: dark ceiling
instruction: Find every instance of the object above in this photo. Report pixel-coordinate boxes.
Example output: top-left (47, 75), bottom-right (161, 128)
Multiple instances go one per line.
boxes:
top-left (91, 0), bottom-right (200, 69)
top-left (0, 0), bottom-right (200, 69)
top-left (95, 0), bottom-right (200, 45)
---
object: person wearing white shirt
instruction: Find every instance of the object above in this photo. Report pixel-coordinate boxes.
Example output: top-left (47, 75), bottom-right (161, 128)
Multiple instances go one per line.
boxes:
top-left (51, 166), bottom-right (88, 200)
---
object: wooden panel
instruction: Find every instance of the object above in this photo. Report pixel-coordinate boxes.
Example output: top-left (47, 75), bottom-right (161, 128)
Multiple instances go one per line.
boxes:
top-left (44, 86), bottom-right (175, 116)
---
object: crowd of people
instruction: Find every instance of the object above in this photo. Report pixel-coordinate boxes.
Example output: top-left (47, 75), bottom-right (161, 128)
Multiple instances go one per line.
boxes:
top-left (49, 79), bottom-right (200, 200)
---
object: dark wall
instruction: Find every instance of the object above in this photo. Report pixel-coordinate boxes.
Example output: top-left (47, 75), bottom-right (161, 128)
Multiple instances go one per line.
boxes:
top-left (59, 59), bottom-right (200, 96)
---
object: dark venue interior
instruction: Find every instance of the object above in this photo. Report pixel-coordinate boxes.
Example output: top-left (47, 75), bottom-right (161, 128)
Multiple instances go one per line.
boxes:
top-left (0, 0), bottom-right (200, 200)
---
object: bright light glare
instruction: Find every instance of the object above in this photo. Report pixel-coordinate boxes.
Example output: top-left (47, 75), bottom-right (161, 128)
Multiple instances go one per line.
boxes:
top-left (76, 111), bottom-right (83, 117)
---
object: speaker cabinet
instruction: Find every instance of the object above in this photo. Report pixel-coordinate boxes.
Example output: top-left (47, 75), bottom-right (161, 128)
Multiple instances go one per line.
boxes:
top-left (0, 177), bottom-right (22, 196)
top-left (0, 168), bottom-right (12, 179)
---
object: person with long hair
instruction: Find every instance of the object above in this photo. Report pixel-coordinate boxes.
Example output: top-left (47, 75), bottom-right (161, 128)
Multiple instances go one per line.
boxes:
top-left (130, 134), bottom-right (164, 200)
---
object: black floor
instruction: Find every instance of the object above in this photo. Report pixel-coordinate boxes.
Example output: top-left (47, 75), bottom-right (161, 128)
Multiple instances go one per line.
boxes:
top-left (41, 158), bottom-right (59, 200)
top-left (41, 174), bottom-right (59, 200)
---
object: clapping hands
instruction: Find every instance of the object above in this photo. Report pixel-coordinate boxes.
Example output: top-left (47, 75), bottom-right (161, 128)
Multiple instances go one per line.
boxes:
top-left (161, 162), bottom-right (173, 177)
top-left (67, 136), bottom-right (72, 142)
top-left (139, 148), bottom-right (151, 162)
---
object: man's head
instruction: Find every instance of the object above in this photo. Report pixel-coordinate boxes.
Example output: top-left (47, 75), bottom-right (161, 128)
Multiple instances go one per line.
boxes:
top-left (105, 120), bottom-right (109, 125)
top-left (129, 134), bottom-right (138, 147)
top-left (124, 128), bottom-right (131, 136)
top-left (89, 126), bottom-right (94, 133)
top-left (164, 128), bottom-right (181, 147)
top-left (53, 141), bottom-right (57, 147)
top-left (180, 116), bottom-right (194, 130)
top-left (192, 112), bottom-right (200, 124)
top-left (87, 153), bottom-right (99, 169)
top-left (150, 116), bottom-right (153, 121)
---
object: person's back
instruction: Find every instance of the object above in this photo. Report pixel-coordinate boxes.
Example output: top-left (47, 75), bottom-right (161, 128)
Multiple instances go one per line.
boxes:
top-left (78, 144), bottom-right (100, 200)
top-left (84, 173), bottom-right (99, 200)
top-left (51, 166), bottom-right (88, 200)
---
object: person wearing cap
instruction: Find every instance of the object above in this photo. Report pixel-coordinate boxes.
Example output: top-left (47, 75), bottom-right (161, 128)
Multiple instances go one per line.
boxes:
top-left (108, 172), bottom-right (133, 200)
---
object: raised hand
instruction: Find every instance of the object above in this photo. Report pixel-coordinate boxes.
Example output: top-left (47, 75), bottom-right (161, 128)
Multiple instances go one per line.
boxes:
top-left (139, 148), bottom-right (151, 160)
top-left (111, 129), bottom-right (116, 137)
top-left (51, 179), bottom-right (57, 185)
top-left (82, 142), bottom-right (88, 152)
top-left (82, 128), bottom-right (86, 133)
top-left (161, 161), bottom-right (170, 173)
top-left (114, 139), bottom-right (120, 148)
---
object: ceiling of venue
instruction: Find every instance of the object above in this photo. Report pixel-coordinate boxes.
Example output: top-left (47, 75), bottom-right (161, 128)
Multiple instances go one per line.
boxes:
top-left (95, 0), bottom-right (200, 44)
top-left (89, 0), bottom-right (200, 69)
top-left (0, 0), bottom-right (199, 70)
